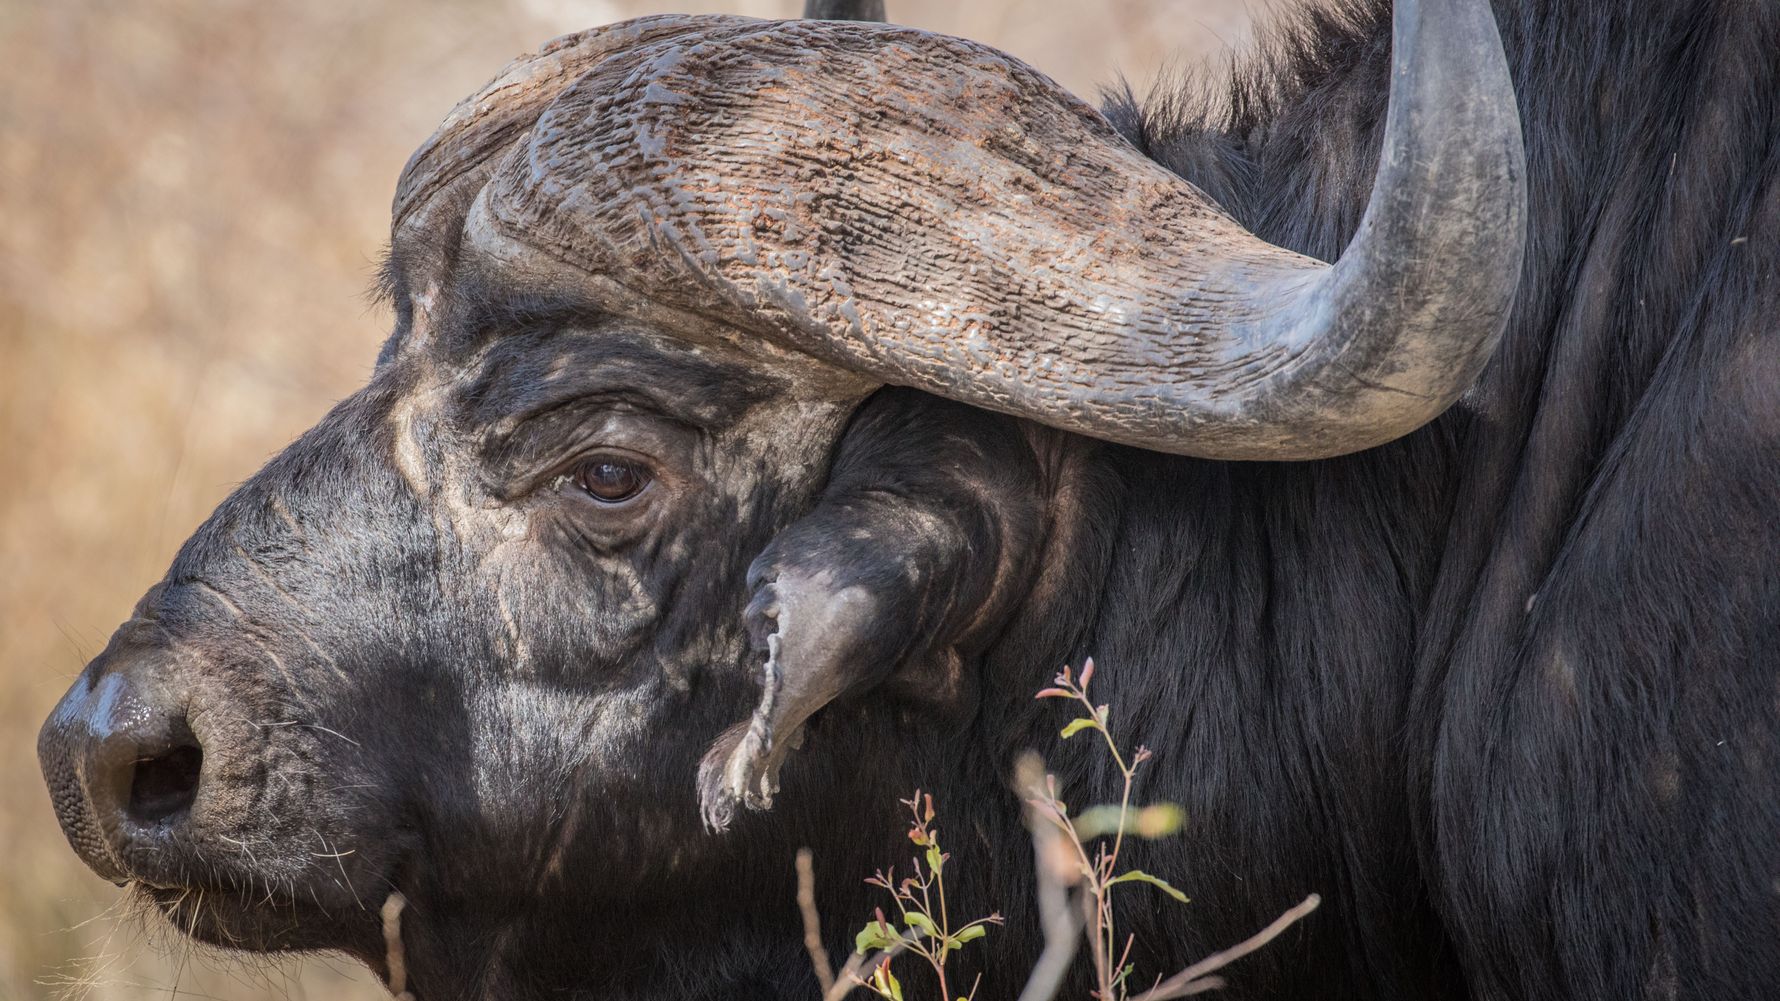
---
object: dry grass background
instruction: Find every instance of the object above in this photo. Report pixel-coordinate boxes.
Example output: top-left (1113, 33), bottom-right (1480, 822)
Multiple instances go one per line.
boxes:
top-left (0, 0), bottom-right (1266, 996)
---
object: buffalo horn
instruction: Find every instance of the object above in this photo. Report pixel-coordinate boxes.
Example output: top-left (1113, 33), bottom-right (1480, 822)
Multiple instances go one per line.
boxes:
top-left (464, 0), bottom-right (1524, 459)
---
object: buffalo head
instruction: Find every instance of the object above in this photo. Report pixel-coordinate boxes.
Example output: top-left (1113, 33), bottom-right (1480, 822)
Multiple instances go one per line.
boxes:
top-left (38, 1), bottom-right (1523, 995)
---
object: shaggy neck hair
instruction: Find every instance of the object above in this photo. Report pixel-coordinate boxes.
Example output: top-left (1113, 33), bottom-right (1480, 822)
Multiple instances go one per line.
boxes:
top-left (1051, 2), bottom-right (1780, 999)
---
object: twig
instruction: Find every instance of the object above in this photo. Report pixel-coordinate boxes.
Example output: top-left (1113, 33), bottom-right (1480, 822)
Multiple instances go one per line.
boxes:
top-left (381, 892), bottom-right (415, 1001)
top-left (797, 849), bottom-right (837, 997)
top-left (1015, 753), bottom-right (1084, 1001)
top-left (1128, 894), bottom-right (1322, 1001)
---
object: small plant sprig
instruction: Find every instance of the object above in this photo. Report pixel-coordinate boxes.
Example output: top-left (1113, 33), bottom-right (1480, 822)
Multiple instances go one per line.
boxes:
top-left (1031, 659), bottom-right (1190, 1000)
top-left (797, 657), bottom-right (1319, 1001)
top-left (850, 792), bottom-right (1004, 1001)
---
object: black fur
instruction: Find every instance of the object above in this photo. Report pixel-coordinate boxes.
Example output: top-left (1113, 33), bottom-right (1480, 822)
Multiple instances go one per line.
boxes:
top-left (1101, 1), bottom-right (1780, 997)
top-left (37, 3), bottom-right (1780, 1000)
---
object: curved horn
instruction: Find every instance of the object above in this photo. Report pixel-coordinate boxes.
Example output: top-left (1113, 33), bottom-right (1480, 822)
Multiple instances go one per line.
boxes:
top-left (803, 0), bottom-right (886, 21)
top-left (464, 0), bottom-right (1524, 459)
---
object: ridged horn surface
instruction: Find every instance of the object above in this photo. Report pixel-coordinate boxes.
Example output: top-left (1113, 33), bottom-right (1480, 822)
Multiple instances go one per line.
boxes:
top-left (403, 5), bottom-right (1524, 459)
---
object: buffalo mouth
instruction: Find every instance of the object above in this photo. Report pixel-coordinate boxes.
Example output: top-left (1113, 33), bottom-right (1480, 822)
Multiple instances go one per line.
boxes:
top-left (83, 781), bottom-right (402, 963)
top-left (135, 879), bottom-right (386, 959)
top-left (39, 643), bottom-right (403, 962)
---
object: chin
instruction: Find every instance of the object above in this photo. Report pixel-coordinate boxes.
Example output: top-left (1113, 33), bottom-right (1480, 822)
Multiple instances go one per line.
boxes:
top-left (134, 880), bottom-right (386, 966)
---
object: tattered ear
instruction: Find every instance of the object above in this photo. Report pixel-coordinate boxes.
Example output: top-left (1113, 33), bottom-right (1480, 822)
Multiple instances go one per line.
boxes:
top-left (697, 393), bottom-right (1043, 832)
top-left (697, 565), bottom-right (886, 831)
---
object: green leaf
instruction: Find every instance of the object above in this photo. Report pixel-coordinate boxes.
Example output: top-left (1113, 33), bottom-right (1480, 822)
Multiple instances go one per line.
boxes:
top-left (1072, 803), bottom-right (1188, 840)
top-left (1070, 805), bottom-right (1127, 840)
top-left (1060, 718), bottom-right (1099, 739)
top-left (953, 923), bottom-right (989, 944)
top-left (856, 921), bottom-right (901, 954)
top-left (943, 921), bottom-right (992, 952)
top-left (1109, 869), bottom-right (1190, 903)
top-left (871, 963), bottom-right (905, 1001)
top-left (1133, 803), bottom-right (1187, 839)
top-left (925, 843), bottom-right (944, 876)
top-left (903, 911), bottom-right (937, 936)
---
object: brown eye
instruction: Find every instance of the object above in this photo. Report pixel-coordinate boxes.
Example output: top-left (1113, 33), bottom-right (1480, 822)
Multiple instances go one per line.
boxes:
top-left (573, 457), bottom-right (651, 504)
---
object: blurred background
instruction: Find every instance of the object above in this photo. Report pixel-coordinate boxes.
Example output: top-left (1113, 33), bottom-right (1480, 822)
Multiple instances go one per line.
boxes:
top-left (0, 0), bottom-right (1264, 996)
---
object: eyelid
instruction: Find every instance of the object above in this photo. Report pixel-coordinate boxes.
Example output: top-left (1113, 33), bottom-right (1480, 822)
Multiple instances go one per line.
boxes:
top-left (485, 406), bottom-right (696, 503)
top-left (495, 431), bottom-right (663, 497)
top-left (537, 447), bottom-right (654, 494)
top-left (560, 453), bottom-right (656, 506)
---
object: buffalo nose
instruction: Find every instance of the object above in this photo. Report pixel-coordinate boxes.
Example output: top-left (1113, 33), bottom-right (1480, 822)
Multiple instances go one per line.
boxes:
top-left (38, 656), bottom-right (204, 881)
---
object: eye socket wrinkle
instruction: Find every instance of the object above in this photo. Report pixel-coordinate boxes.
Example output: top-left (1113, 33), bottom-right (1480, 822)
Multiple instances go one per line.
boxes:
top-left (460, 330), bottom-right (773, 445)
top-left (435, 266), bottom-right (605, 358)
top-left (483, 400), bottom-right (669, 489)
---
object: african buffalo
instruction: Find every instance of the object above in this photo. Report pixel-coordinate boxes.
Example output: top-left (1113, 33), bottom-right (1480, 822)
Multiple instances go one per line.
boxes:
top-left (38, 0), bottom-right (1780, 998)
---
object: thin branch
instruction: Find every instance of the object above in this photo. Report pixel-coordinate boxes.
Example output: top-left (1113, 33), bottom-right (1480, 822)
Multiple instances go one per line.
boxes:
top-left (380, 892), bottom-right (415, 1001)
top-left (1086, 886), bottom-right (1111, 999)
top-left (796, 849), bottom-right (836, 997)
top-left (1129, 894), bottom-right (1322, 1001)
top-left (1015, 753), bottom-right (1084, 1001)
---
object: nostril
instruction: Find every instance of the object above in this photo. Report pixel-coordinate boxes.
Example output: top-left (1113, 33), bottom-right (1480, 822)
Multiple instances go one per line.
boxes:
top-left (127, 743), bottom-right (202, 826)
top-left (43, 664), bottom-right (208, 877)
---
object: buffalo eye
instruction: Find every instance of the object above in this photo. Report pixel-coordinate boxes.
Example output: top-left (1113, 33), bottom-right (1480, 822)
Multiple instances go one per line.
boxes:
top-left (573, 457), bottom-right (651, 504)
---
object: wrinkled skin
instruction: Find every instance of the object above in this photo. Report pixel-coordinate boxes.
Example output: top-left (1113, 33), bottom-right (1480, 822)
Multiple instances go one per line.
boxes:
top-left (39, 279), bottom-right (1057, 993)
top-left (39, 1), bottom-right (1780, 999)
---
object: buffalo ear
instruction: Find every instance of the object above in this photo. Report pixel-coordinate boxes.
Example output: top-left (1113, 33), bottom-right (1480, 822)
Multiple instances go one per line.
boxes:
top-left (697, 564), bottom-right (886, 831)
top-left (697, 392), bottom-right (1043, 832)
